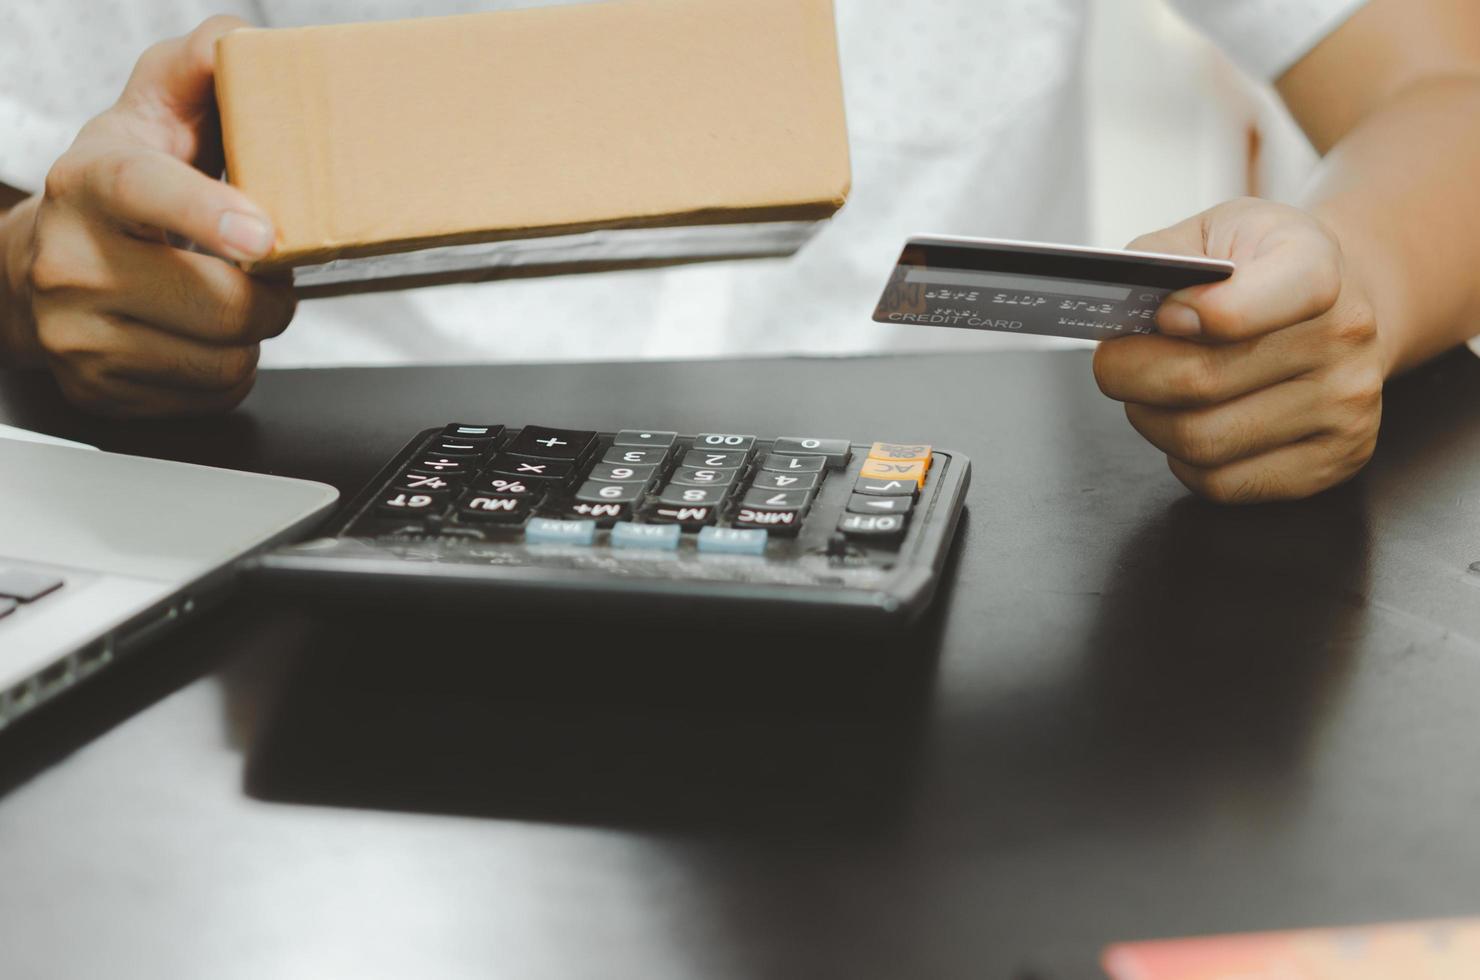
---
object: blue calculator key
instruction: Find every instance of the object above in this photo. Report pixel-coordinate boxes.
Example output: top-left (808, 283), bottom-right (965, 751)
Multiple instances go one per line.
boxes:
top-left (610, 522), bottom-right (682, 550)
top-left (525, 518), bottom-right (597, 545)
top-left (697, 527), bottom-right (768, 556)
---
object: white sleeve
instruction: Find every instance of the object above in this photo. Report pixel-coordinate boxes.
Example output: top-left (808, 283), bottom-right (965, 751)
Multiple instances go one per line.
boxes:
top-left (0, 1), bottom-right (259, 193)
top-left (1164, 0), bottom-right (1370, 80)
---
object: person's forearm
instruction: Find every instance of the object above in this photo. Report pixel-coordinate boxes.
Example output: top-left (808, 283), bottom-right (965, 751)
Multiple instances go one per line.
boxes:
top-left (1301, 74), bottom-right (1480, 377)
top-left (0, 194), bottom-right (43, 368)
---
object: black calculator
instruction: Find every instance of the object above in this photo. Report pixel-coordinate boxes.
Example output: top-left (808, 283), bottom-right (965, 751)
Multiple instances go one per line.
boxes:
top-left (255, 425), bottom-right (970, 624)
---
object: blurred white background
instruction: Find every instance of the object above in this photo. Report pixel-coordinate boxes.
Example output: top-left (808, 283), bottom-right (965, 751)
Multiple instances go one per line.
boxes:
top-left (1087, 0), bottom-right (1321, 249)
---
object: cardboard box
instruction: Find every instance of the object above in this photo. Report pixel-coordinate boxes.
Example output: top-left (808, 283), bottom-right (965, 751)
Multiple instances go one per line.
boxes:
top-left (214, 0), bottom-right (851, 295)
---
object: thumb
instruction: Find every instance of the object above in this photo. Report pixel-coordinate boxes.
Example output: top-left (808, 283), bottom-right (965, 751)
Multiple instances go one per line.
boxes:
top-left (117, 15), bottom-right (251, 159)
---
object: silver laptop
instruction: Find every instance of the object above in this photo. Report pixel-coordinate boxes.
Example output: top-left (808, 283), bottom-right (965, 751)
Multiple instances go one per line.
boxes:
top-left (0, 433), bottom-right (338, 730)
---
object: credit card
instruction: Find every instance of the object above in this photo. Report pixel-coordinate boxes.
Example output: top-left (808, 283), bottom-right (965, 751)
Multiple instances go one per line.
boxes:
top-left (871, 235), bottom-right (1235, 342)
top-left (1102, 916), bottom-right (1480, 979)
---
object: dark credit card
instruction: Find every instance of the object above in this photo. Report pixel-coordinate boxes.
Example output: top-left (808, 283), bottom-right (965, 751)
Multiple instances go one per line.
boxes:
top-left (872, 235), bottom-right (1235, 341)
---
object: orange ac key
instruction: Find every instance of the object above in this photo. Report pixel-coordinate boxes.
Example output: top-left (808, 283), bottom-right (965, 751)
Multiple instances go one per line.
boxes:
top-left (859, 458), bottom-right (928, 487)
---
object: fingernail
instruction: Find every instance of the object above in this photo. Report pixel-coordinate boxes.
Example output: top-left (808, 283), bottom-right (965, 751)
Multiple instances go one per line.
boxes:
top-left (1159, 302), bottom-right (1201, 336)
top-left (218, 210), bottom-right (274, 260)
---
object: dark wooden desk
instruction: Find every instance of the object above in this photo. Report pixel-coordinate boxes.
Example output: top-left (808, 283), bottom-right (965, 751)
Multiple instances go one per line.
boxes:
top-left (3, 350), bottom-right (1480, 979)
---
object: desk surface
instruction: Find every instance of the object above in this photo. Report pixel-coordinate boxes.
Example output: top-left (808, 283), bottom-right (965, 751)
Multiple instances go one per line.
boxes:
top-left (3, 350), bottom-right (1480, 979)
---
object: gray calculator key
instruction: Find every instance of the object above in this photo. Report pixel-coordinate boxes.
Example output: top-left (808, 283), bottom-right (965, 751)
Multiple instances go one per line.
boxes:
top-left (771, 437), bottom-right (852, 468)
top-left (603, 446), bottom-right (669, 466)
top-left (854, 475), bottom-right (918, 497)
top-left (759, 453), bottom-right (826, 474)
top-left (669, 466), bottom-right (739, 488)
top-left (693, 433), bottom-right (756, 454)
top-left (657, 484), bottom-right (727, 507)
top-left (681, 449), bottom-right (747, 470)
top-left (750, 471), bottom-right (820, 492)
top-left (588, 462), bottom-right (658, 484)
top-left (740, 488), bottom-right (812, 510)
top-left (613, 430), bottom-right (678, 449)
top-left (838, 513), bottom-right (907, 538)
top-left (575, 480), bottom-right (644, 505)
top-left (846, 493), bottom-right (913, 515)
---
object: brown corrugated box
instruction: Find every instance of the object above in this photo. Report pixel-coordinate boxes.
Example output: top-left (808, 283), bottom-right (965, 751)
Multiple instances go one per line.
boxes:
top-left (214, 0), bottom-right (851, 295)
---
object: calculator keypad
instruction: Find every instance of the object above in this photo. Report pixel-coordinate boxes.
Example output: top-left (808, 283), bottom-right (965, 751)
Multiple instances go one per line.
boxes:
top-left (349, 426), bottom-right (940, 557)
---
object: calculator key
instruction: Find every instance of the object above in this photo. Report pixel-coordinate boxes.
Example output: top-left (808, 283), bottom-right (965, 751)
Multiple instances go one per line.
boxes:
top-left (668, 466), bottom-right (739, 488)
top-left (771, 437), bottom-right (851, 469)
top-left (693, 433), bottom-right (756, 454)
top-left (394, 472), bottom-right (462, 492)
top-left (506, 425), bottom-right (597, 460)
top-left (647, 504), bottom-right (717, 527)
top-left (740, 488), bottom-right (812, 510)
top-left (858, 459), bottom-right (928, 487)
top-left (680, 449), bottom-right (747, 470)
top-left (566, 502), bottom-right (632, 523)
top-left (458, 495), bottom-right (532, 523)
top-left (377, 491), bottom-right (448, 515)
top-left (731, 507), bottom-right (803, 532)
top-left (426, 437), bottom-right (493, 457)
top-left (657, 484), bottom-right (727, 507)
top-left (759, 453), bottom-right (826, 474)
top-left (854, 475), bottom-right (918, 497)
top-left (488, 454), bottom-right (576, 482)
top-left (603, 446), bottom-right (670, 466)
top-left (0, 568), bottom-right (64, 602)
top-left (575, 480), bottom-right (644, 505)
top-left (749, 471), bottom-right (820, 492)
top-left (611, 522), bottom-right (682, 550)
top-left (697, 527), bottom-right (768, 555)
top-left (868, 442), bottom-right (932, 463)
top-left (838, 513), bottom-right (907, 539)
top-left (613, 430), bottom-right (678, 449)
top-left (525, 518), bottom-right (597, 545)
top-left (409, 456), bottom-right (471, 475)
top-left (473, 474), bottom-right (544, 498)
top-left (846, 493), bottom-right (913, 515)
top-left (587, 462), bottom-right (659, 485)
top-left (441, 423), bottom-right (504, 441)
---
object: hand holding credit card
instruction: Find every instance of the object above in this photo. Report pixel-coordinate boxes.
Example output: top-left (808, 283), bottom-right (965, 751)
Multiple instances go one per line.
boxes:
top-left (872, 198), bottom-right (1386, 506)
top-left (872, 235), bottom-right (1235, 342)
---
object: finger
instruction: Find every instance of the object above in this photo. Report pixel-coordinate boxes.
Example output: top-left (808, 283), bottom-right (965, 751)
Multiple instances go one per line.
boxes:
top-left (1124, 377), bottom-right (1330, 470)
top-left (80, 147), bottom-right (275, 262)
top-left (38, 309), bottom-right (261, 393)
top-left (1161, 227), bottom-right (1343, 344)
top-left (1125, 215), bottom-right (1206, 259)
top-left (1093, 325), bottom-right (1325, 408)
top-left (54, 366), bottom-right (256, 419)
top-left (122, 16), bottom-right (250, 118)
top-left (96, 230), bottom-right (295, 344)
top-left (1167, 433), bottom-right (1372, 505)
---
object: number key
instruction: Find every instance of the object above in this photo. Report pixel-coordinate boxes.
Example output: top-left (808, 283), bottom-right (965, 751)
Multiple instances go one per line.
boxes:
top-left (603, 446), bottom-right (669, 466)
top-left (669, 466), bottom-right (738, 488)
top-left (693, 433), bottom-right (756, 454)
top-left (749, 471), bottom-right (820, 492)
top-left (574, 480), bottom-right (644, 505)
top-left (771, 437), bottom-right (851, 469)
top-left (680, 450), bottom-right (747, 470)
top-left (657, 484), bottom-right (727, 507)
top-left (759, 453), bottom-right (826, 474)
top-left (587, 462), bottom-right (658, 485)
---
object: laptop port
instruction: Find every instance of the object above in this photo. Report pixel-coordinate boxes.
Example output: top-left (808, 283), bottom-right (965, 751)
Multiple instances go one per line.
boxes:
top-left (36, 658), bottom-right (74, 702)
top-left (75, 639), bottom-right (113, 677)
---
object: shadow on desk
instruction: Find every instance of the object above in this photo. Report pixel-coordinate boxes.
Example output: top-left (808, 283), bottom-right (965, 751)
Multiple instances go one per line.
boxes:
top-left (236, 520), bottom-right (967, 839)
top-left (239, 610), bottom-right (947, 839)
